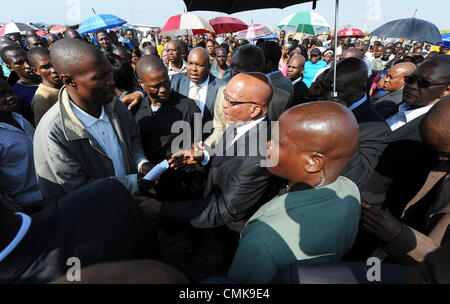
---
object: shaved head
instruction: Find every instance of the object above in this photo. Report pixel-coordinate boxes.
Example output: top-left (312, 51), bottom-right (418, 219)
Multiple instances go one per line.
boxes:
top-left (50, 38), bottom-right (105, 75)
top-left (382, 62), bottom-right (416, 92)
top-left (323, 57), bottom-right (368, 106)
top-left (340, 47), bottom-right (365, 60)
top-left (136, 55), bottom-right (167, 80)
top-left (267, 102), bottom-right (359, 186)
top-left (187, 47), bottom-right (210, 83)
top-left (421, 96), bottom-right (450, 154)
top-left (287, 54), bottom-right (306, 80)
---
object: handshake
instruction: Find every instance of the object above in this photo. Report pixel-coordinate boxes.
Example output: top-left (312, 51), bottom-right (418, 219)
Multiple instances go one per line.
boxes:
top-left (167, 141), bottom-right (208, 170)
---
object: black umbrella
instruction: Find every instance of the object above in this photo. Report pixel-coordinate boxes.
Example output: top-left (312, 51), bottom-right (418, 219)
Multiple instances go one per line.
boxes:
top-left (369, 17), bottom-right (442, 44)
top-left (183, 0), bottom-right (318, 14)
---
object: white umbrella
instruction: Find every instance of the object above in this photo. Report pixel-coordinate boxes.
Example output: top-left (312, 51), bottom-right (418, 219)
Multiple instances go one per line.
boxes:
top-left (0, 22), bottom-right (37, 35)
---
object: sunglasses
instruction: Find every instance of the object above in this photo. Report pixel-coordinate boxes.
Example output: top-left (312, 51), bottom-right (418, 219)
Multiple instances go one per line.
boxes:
top-left (405, 74), bottom-right (450, 89)
top-left (223, 91), bottom-right (261, 107)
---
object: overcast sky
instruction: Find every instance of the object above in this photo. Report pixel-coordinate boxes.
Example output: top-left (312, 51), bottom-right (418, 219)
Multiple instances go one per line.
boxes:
top-left (1, 0), bottom-right (448, 32)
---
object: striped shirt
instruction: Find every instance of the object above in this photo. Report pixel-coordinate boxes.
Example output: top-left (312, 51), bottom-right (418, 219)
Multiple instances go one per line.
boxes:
top-left (0, 113), bottom-right (43, 204)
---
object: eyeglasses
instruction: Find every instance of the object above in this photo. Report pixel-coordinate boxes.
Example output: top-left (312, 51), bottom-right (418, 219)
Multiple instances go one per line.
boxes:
top-left (223, 91), bottom-right (262, 107)
top-left (405, 74), bottom-right (450, 89)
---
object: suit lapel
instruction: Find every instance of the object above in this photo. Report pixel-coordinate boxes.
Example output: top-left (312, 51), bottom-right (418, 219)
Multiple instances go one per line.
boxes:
top-left (180, 75), bottom-right (190, 96)
top-left (205, 76), bottom-right (217, 116)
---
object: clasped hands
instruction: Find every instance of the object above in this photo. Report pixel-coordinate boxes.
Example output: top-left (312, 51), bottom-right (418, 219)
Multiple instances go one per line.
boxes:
top-left (167, 141), bottom-right (206, 170)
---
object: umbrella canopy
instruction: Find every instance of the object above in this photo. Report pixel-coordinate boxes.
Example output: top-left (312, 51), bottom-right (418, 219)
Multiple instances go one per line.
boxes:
top-left (277, 11), bottom-right (330, 35)
top-left (184, 0), bottom-right (318, 14)
top-left (236, 24), bottom-right (272, 40)
top-left (0, 22), bottom-right (37, 35)
top-left (36, 30), bottom-right (48, 37)
top-left (369, 17), bottom-right (442, 44)
top-left (442, 32), bottom-right (450, 42)
top-left (209, 17), bottom-right (248, 34)
top-left (49, 26), bottom-right (67, 35)
top-left (161, 13), bottom-right (215, 36)
top-left (78, 14), bottom-right (127, 34)
top-left (337, 28), bottom-right (365, 38)
top-left (252, 33), bottom-right (279, 40)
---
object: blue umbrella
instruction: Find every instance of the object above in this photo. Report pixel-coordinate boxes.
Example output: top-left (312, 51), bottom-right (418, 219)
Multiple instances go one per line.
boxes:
top-left (442, 32), bottom-right (450, 41)
top-left (369, 17), bottom-right (442, 44)
top-left (436, 41), bottom-right (450, 48)
top-left (252, 33), bottom-right (279, 40)
top-left (78, 14), bottom-right (127, 34)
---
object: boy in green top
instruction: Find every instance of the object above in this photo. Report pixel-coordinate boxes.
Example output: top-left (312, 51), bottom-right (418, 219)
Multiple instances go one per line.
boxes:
top-left (228, 102), bottom-right (362, 284)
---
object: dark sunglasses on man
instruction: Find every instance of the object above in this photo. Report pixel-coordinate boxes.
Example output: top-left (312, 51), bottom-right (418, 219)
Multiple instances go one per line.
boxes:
top-left (405, 74), bottom-right (450, 89)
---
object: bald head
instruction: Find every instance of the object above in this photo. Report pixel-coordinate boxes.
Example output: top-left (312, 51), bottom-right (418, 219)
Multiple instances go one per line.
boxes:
top-left (382, 62), bottom-right (416, 92)
top-left (340, 47), bottom-right (364, 60)
top-left (223, 73), bottom-right (272, 123)
top-left (287, 54), bottom-right (306, 80)
top-left (421, 96), bottom-right (450, 154)
top-left (136, 55), bottom-right (171, 104)
top-left (267, 102), bottom-right (359, 186)
top-left (166, 40), bottom-right (182, 63)
top-left (50, 38), bottom-right (105, 75)
top-left (136, 55), bottom-right (167, 80)
top-left (187, 47), bottom-right (210, 83)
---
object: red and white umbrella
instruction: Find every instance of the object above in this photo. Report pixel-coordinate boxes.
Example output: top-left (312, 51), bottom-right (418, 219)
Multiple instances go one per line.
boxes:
top-left (337, 28), bottom-right (366, 38)
top-left (49, 26), bottom-right (67, 34)
top-left (161, 13), bottom-right (215, 37)
top-left (236, 24), bottom-right (272, 40)
top-left (0, 22), bottom-right (37, 35)
top-left (209, 17), bottom-right (248, 34)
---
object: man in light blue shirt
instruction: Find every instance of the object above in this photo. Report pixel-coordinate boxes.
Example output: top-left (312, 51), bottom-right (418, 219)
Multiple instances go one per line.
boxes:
top-left (34, 39), bottom-right (152, 199)
top-left (0, 79), bottom-right (42, 204)
top-left (303, 48), bottom-right (328, 88)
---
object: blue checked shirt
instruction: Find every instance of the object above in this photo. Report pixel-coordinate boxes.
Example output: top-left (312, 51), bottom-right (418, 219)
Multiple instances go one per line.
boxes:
top-left (0, 113), bottom-right (43, 204)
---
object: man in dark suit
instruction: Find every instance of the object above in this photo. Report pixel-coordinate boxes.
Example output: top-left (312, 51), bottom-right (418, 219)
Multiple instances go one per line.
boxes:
top-left (134, 56), bottom-right (202, 201)
top-left (171, 47), bottom-right (226, 132)
top-left (137, 73), bottom-right (282, 230)
top-left (362, 55), bottom-right (450, 215)
top-left (287, 54), bottom-right (308, 106)
top-left (205, 44), bottom-right (291, 148)
top-left (320, 57), bottom-right (392, 188)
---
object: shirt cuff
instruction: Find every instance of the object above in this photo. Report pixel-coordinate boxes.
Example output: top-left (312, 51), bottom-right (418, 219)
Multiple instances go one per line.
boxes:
top-left (138, 159), bottom-right (150, 172)
top-left (201, 149), bottom-right (210, 166)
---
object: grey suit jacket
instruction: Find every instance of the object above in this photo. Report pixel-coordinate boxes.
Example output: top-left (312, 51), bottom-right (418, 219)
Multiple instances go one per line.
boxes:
top-left (371, 88), bottom-right (404, 105)
top-left (171, 73), bottom-right (227, 119)
top-left (269, 71), bottom-right (294, 108)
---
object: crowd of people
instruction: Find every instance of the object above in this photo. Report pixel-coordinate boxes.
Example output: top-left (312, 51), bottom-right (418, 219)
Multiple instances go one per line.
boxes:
top-left (0, 25), bottom-right (449, 284)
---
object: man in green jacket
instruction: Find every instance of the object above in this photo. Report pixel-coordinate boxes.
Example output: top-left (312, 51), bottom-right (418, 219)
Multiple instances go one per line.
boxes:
top-left (228, 102), bottom-right (362, 284)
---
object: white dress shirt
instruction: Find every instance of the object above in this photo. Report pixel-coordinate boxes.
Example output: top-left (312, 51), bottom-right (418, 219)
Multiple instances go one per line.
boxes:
top-left (188, 76), bottom-right (209, 116)
top-left (70, 101), bottom-right (127, 177)
top-left (386, 103), bottom-right (434, 131)
top-left (201, 116), bottom-right (266, 166)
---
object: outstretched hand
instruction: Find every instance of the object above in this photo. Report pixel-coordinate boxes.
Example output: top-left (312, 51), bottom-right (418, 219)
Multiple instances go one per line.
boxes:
top-left (168, 143), bottom-right (205, 169)
top-left (121, 91), bottom-right (143, 111)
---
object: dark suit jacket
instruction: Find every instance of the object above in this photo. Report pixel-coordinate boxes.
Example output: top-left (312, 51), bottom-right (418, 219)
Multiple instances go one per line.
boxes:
top-left (342, 98), bottom-right (392, 188)
top-left (269, 71), bottom-right (294, 107)
top-left (361, 107), bottom-right (438, 216)
top-left (170, 73), bottom-right (227, 123)
top-left (268, 87), bottom-right (291, 122)
top-left (371, 88), bottom-right (404, 105)
top-left (291, 79), bottom-right (308, 107)
top-left (134, 91), bottom-right (201, 164)
top-left (160, 118), bottom-right (282, 229)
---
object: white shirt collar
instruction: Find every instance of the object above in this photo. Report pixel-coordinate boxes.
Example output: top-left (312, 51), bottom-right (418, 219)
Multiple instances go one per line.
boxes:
top-left (70, 101), bottom-right (109, 128)
top-left (292, 77), bottom-right (303, 86)
top-left (399, 103), bottom-right (433, 123)
top-left (232, 115), bottom-right (267, 145)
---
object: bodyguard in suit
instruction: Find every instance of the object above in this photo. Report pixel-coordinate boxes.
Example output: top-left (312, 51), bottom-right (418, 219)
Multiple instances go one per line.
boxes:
top-left (320, 57), bottom-right (392, 188)
top-left (170, 47), bottom-right (226, 132)
top-left (137, 73), bottom-right (282, 230)
top-left (205, 45), bottom-right (291, 147)
top-left (361, 55), bottom-right (450, 215)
